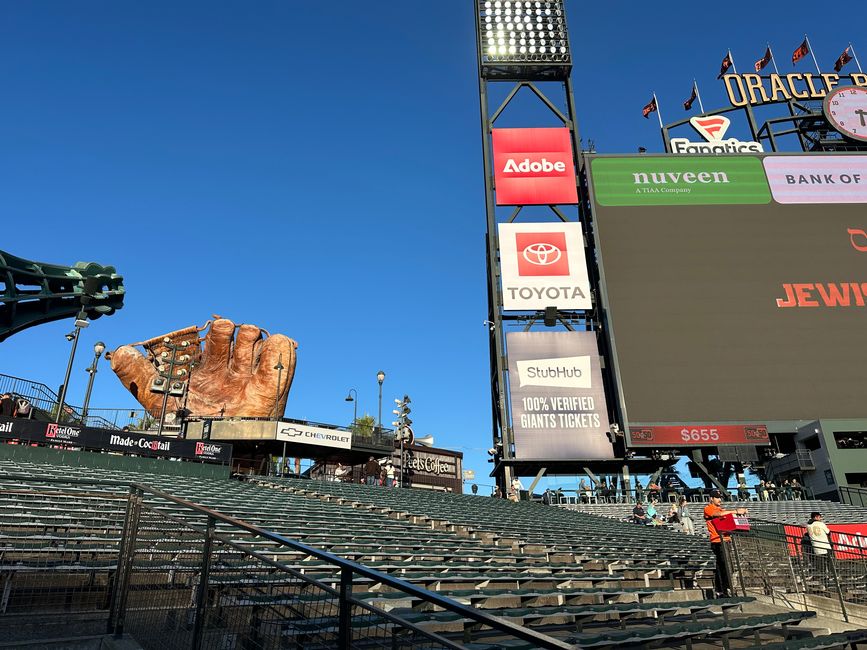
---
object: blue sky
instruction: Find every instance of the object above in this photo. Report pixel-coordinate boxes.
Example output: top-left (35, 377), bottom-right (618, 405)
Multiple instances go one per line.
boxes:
top-left (1, 1), bottom-right (864, 492)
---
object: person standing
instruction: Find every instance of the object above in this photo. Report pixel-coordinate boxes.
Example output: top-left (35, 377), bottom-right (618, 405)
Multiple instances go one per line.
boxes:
top-left (807, 511), bottom-right (833, 588)
top-left (363, 456), bottom-right (381, 486)
top-left (0, 394), bottom-right (13, 418)
top-left (678, 496), bottom-right (695, 535)
top-left (634, 477), bottom-right (644, 504)
top-left (384, 461), bottom-right (396, 488)
top-left (704, 490), bottom-right (748, 597)
top-left (578, 478), bottom-right (589, 503)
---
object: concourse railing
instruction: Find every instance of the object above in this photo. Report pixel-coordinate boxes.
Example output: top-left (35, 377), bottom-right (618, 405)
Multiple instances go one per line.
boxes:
top-left (727, 518), bottom-right (867, 625)
top-left (0, 473), bottom-right (572, 649)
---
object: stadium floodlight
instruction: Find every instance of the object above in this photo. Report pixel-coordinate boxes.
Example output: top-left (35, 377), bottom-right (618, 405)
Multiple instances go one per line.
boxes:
top-left (477, 0), bottom-right (571, 80)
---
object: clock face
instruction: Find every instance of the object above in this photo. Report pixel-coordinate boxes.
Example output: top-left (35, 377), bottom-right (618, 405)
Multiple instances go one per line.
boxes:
top-left (824, 86), bottom-right (867, 143)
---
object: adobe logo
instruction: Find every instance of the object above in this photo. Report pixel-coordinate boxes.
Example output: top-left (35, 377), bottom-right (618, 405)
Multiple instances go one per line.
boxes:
top-left (492, 128), bottom-right (578, 206)
top-left (515, 232), bottom-right (570, 276)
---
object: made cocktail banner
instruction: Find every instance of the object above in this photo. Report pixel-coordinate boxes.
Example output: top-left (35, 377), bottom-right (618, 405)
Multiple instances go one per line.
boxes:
top-left (0, 416), bottom-right (231, 463)
top-left (591, 156), bottom-right (771, 206)
top-left (506, 331), bottom-right (613, 460)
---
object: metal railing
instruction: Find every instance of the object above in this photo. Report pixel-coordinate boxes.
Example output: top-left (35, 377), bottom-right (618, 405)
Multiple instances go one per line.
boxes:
top-left (0, 473), bottom-right (572, 649)
top-left (840, 485), bottom-right (867, 508)
top-left (728, 518), bottom-right (867, 624)
top-left (765, 449), bottom-right (816, 478)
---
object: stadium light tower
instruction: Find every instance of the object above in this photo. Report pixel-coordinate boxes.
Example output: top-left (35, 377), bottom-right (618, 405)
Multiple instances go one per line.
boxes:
top-left (475, 1), bottom-right (602, 493)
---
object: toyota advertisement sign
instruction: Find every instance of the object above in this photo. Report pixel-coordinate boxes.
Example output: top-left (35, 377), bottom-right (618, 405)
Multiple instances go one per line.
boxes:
top-left (507, 331), bottom-right (613, 460)
top-left (588, 153), bottom-right (867, 427)
top-left (492, 128), bottom-right (578, 205)
top-left (498, 222), bottom-right (592, 310)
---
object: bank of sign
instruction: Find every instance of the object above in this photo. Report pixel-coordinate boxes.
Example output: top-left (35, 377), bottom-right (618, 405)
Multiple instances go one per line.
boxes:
top-left (507, 331), bottom-right (612, 460)
top-left (275, 422), bottom-right (352, 450)
top-left (591, 156), bottom-right (771, 206)
top-left (763, 156), bottom-right (867, 204)
top-left (492, 127), bottom-right (578, 205)
top-left (498, 222), bottom-right (591, 311)
top-left (670, 115), bottom-right (763, 154)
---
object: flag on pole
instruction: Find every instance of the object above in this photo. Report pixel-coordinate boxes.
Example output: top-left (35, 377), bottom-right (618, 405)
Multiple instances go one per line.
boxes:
top-left (717, 52), bottom-right (733, 79)
top-left (683, 85), bottom-right (697, 111)
top-left (642, 96), bottom-right (657, 118)
top-left (792, 39), bottom-right (809, 65)
top-left (755, 47), bottom-right (772, 72)
top-left (834, 46), bottom-right (854, 72)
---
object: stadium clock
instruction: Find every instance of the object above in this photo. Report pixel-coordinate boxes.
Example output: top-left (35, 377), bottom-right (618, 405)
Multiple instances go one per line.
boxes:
top-left (824, 86), bottom-right (867, 143)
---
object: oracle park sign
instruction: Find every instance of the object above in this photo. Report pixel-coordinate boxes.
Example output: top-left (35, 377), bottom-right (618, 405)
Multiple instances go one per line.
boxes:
top-left (0, 416), bottom-right (232, 463)
top-left (587, 153), bottom-right (867, 439)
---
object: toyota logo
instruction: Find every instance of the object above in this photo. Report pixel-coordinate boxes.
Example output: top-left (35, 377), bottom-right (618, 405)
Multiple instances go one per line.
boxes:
top-left (522, 242), bottom-right (562, 266)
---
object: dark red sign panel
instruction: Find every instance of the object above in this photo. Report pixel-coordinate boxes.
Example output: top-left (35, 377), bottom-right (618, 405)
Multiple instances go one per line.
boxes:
top-left (492, 128), bottom-right (578, 206)
top-left (784, 525), bottom-right (867, 560)
top-left (628, 424), bottom-right (769, 447)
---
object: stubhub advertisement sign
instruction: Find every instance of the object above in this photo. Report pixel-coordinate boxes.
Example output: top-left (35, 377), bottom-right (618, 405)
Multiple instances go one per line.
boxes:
top-left (507, 331), bottom-right (613, 460)
top-left (492, 127), bottom-right (578, 205)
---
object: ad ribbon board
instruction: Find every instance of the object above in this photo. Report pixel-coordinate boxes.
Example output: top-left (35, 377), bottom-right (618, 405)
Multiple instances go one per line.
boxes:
top-left (275, 422), bottom-right (352, 450)
top-left (628, 425), bottom-right (769, 447)
top-left (507, 331), bottom-right (613, 460)
top-left (498, 222), bottom-right (592, 311)
top-left (0, 416), bottom-right (232, 463)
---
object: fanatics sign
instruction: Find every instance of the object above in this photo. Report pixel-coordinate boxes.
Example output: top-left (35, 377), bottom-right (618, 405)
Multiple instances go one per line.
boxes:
top-left (499, 222), bottom-right (592, 311)
top-left (492, 128), bottom-right (578, 205)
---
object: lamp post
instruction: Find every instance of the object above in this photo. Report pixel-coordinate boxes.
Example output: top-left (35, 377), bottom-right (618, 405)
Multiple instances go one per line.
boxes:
top-left (55, 312), bottom-right (89, 423)
top-left (344, 388), bottom-right (358, 426)
top-left (80, 341), bottom-right (106, 423)
top-left (152, 339), bottom-right (191, 438)
top-left (376, 370), bottom-right (385, 433)
top-left (273, 354), bottom-right (285, 420)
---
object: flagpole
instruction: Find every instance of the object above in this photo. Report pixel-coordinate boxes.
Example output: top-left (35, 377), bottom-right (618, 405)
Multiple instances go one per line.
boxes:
top-left (653, 92), bottom-right (664, 129)
top-left (694, 80), bottom-right (705, 114)
top-left (805, 34), bottom-right (821, 74)
top-left (728, 49), bottom-right (738, 74)
top-left (768, 43), bottom-right (780, 75)
top-left (851, 43), bottom-right (864, 74)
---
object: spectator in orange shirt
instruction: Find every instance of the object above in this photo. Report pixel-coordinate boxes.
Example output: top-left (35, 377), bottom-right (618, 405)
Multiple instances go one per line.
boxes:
top-left (704, 490), bottom-right (748, 597)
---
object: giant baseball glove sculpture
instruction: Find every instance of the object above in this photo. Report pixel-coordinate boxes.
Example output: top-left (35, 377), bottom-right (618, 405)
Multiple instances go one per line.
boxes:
top-left (109, 317), bottom-right (298, 418)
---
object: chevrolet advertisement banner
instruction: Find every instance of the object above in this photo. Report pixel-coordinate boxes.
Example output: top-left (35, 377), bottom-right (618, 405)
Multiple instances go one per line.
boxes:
top-left (507, 331), bottom-right (613, 460)
top-left (275, 422), bottom-right (352, 450)
top-left (588, 153), bottom-right (867, 428)
top-left (498, 222), bottom-right (592, 311)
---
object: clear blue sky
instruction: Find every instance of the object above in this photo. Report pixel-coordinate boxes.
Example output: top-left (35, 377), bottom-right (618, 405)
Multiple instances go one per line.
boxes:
top-left (1, 1), bottom-right (864, 492)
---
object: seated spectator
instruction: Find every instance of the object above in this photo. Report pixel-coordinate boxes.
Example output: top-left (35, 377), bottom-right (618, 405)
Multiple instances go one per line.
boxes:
top-left (646, 499), bottom-right (659, 524)
top-left (737, 480), bottom-right (750, 501)
top-left (783, 479), bottom-right (794, 501)
top-left (791, 478), bottom-right (803, 500)
top-left (579, 478), bottom-right (590, 503)
top-left (632, 501), bottom-right (647, 525)
top-left (647, 481), bottom-right (660, 501)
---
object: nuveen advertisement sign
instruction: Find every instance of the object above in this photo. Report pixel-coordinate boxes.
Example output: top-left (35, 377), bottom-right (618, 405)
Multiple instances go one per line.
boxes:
top-left (507, 331), bottom-right (613, 460)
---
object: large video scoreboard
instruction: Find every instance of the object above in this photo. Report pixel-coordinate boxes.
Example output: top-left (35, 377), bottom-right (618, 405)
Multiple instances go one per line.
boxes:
top-left (588, 154), bottom-right (867, 444)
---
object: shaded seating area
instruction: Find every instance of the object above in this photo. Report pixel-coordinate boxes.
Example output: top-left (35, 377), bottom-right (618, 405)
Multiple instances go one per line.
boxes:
top-left (0, 457), bottom-right (864, 648)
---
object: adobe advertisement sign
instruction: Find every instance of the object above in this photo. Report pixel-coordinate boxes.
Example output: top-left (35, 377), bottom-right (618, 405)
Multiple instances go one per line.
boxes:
top-left (0, 416), bottom-right (231, 463)
top-left (588, 153), bottom-right (867, 425)
top-left (492, 128), bottom-right (578, 205)
top-left (629, 425), bottom-right (769, 447)
top-left (275, 422), bottom-right (352, 450)
top-left (498, 222), bottom-right (592, 310)
top-left (506, 331), bottom-right (613, 460)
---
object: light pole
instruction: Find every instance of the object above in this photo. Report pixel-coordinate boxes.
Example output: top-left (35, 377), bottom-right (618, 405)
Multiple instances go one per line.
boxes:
top-left (55, 312), bottom-right (89, 423)
top-left (273, 354), bottom-right (285, 420)
top-left (152, 339), bottom-right (191, 437)
top-left (81, 341), bottom-right (106, 423)
top-left (376, 370), bottom-right (385, 433)
top-left (344, 388), bottom-right (358, 426)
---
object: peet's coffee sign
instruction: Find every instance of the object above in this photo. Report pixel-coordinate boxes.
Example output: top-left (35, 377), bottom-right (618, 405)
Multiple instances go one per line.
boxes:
top-left (722, 72), bottom-right (867, 108)
top-left (0, 416), bottom-right (231, 463)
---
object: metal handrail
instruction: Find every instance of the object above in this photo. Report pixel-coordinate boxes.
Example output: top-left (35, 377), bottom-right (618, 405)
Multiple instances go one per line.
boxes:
top-left (840, 485), bottom-right (867, 508)
top-left (0, 472), bottom-right (573, 649)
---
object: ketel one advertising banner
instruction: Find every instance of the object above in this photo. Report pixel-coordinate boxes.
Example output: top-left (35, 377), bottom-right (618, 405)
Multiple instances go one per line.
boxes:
top-left (506, 331), bottom-right (613, 460)
top-left (498, 222), bottom-right (592, 311)
top-left (275, 422), bottom-right (352, 450)
top-left (670, 115), bottom-right (763, 154)
top-left (0, 416), bottom-right (232, 463)
top-left (492, 127), bottom-right (578, 205)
